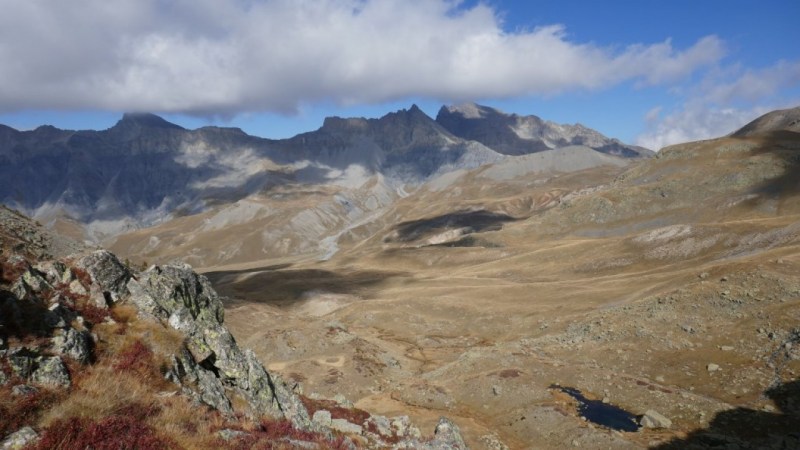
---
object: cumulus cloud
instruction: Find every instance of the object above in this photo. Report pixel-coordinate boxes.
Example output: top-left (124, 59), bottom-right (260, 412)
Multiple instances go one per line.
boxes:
top-left (636, 61), bottom-right (800, 150)
top-left (0, 0), bottom-right (724, 115)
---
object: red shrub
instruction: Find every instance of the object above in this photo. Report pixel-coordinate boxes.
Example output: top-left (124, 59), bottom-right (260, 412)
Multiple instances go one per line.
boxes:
top-left (0, 387), bottom-right (62, 437)
top-left (28, 415), bottom-right (176, 450)
top-left (76, 302), bottom-right (110, 325)
top-left (300, 396), bottom-right (370, 425)
top-left (114, 340), bottom-right (155, 376)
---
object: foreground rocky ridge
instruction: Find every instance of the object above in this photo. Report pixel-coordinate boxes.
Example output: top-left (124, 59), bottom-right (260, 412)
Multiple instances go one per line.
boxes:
top-left (1, 242), bottom-right (469, 448)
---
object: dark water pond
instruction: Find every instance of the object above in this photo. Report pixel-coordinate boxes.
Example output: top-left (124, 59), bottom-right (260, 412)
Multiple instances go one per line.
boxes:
top-left (551, 385), bottom-right (640, 432)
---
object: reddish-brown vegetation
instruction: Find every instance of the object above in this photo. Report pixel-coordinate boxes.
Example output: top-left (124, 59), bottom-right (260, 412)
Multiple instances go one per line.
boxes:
top-left (28, 414), bottom-right (177, 450)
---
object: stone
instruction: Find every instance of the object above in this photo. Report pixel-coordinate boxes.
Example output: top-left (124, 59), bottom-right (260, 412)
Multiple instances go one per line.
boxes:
top-left (53, 327), bottom-right (93, 364)
top-left (77, 250), bottom-right (132, 300)
top-left (217, 429), bottom-right (249, 441)
top-left (0, 426), bottom-right (38, 450)
top-left (31, 356), bottom-right (71, 388)
top-left (8, 349), bottom-right (37, 379)
top-left (429, 417), bottom-right (468, 449)
top-left (364, 415), bottom-right (392, 438)
top-left (720, 345), bottom-right (735, 352)
top-left (11, 384), bottom-right (38, 396)
top-left (331, 418), bottom-right (363, 435)
top-left (334, 393), bottom-right (354, 409)
top-left (312, 410), bottom-right (333, 427)
top-left (68, 279), bottom-right (88, 297)
top-left (640, 410), bottom-right (672, 429)
top-left (707, 363), bottom-right (720, 372)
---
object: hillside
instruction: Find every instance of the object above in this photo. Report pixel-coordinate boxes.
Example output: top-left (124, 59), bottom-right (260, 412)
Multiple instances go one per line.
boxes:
top-left (0, 213), bottom-right (467, 449)
top-left (196, 109), bottom-right (800, 449)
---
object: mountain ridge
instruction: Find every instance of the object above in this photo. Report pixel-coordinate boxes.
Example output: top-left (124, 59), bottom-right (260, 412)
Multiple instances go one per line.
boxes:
top-left (0, 104), bottom-right (646, 244)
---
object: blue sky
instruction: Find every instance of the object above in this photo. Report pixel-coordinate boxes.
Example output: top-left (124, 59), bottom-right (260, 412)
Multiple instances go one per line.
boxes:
top-left (0, 0), bottom-right (798, 149)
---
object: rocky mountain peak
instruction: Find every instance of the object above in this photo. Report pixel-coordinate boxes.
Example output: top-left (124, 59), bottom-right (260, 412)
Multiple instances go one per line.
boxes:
top-left (436, 102), bottom-right (650, 157)
top-left (112, 113), bottom-right (185, 132)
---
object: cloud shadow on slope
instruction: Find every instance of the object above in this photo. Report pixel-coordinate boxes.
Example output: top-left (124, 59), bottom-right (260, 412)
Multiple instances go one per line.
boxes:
top-left (386, 210), bottom-right (518, 243)
top-left (745, 130), bottom-right (800, 199)
top-left (653, 378), bottom-right (800, 449)
top-left (204, 266), bottom-right (407, 308)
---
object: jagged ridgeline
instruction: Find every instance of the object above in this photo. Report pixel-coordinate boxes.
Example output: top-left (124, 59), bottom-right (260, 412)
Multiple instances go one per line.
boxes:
top-left (0, 242), bottom-right (467, 447)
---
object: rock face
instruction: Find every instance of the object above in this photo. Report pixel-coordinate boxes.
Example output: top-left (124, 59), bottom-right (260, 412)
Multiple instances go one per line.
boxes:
top-left (436, 103), bottom-right (652, 158)
top-left (128, 262), bottom-right (312, 429)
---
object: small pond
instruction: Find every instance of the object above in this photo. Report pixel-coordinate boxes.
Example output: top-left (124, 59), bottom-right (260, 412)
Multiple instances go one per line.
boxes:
top-left (551, 385), bottom-right (640, 432)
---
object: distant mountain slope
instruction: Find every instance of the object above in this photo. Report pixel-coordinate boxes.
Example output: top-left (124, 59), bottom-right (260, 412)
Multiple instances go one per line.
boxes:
top-left (436, 103), bottom-right (653, 157)
top-left (732, 106), bottom-right (800, 137)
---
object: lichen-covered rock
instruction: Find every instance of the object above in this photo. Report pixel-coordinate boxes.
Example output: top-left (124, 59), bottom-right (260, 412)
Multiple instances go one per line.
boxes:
top-left (11, 384), bottom-right (38, 396)
top-left (0, 426), bottom-right (38, 450)
top-left (53, 327), bottom-right (92, 364)
top-left (196, 368), bottom-right (233, 415)
top-left (130, 262), bottom-right (313, 429)
top-left (77, 250), bottom-right (131, 301)
top-left (127, 264), bottom-right (222, 325)
top-left (31, 356), bottom-right (70, 388)
top-left (331, 418), bottom-right (363, 435)
top-left (312, 410), bottom-right (333, 427)
top-left (34, 260), bottom-right (72, 286)
top-left (430, 417), bottom-right (467, 449)
top-left (8, 348), bottom-right (37, 379)
top-left (237, 349), bottom-right (283, 419)
top-left (217, 429), bottom-right (249, 441)
top-left (401, 417), bottom-right (468, 450)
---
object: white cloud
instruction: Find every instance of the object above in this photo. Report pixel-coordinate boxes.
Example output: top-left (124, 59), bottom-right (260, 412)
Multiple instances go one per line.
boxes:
top-left (636, 61), bottom-right (800, 150)
top-left (0, 0), bottom-right (724, 116)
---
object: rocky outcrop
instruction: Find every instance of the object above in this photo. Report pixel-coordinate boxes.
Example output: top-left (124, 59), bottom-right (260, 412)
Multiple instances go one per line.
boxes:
top-left (127, 262), bottom-right (312, 429)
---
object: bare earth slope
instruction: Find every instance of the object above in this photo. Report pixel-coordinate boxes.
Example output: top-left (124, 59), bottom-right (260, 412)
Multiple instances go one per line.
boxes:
top-left (201, 124), bottom-right (800, 448)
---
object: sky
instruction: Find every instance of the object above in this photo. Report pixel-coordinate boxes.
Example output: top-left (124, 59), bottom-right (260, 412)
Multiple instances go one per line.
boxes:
top-left (0, 0), bottom-right (798, 150)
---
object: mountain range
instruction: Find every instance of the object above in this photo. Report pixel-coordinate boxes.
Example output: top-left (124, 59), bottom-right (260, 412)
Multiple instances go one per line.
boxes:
top-left (0, 104), bottom-right (650, 246)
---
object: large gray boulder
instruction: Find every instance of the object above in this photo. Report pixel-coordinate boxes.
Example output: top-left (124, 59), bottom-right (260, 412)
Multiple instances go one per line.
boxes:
top-left (77, 250), bottom-right (132, 302)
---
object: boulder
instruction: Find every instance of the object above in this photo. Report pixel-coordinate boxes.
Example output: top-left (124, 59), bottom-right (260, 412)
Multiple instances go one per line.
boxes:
top-left (8, 349), bottom-right (37, 379)
top-left (640, 409), bottom-right (672, 429)
top-left (31, 356), bottom-right (71, 388)
top-left (11, 384), bottom-right (37, 396)
top-left (127, 264), bottom-right (222, 325)
top-left (77, 250), bottom-right (131, 301)
top-left (429, 417), bottom-right (468, 450)
top-left (0, 426), bottom-right (38, 450)
top-left (331, 418), bottom-right (363, 435)
top-left (53, 327), bottom-right (92, 364)
top-left (312, 410), bottom-right (333, 427)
